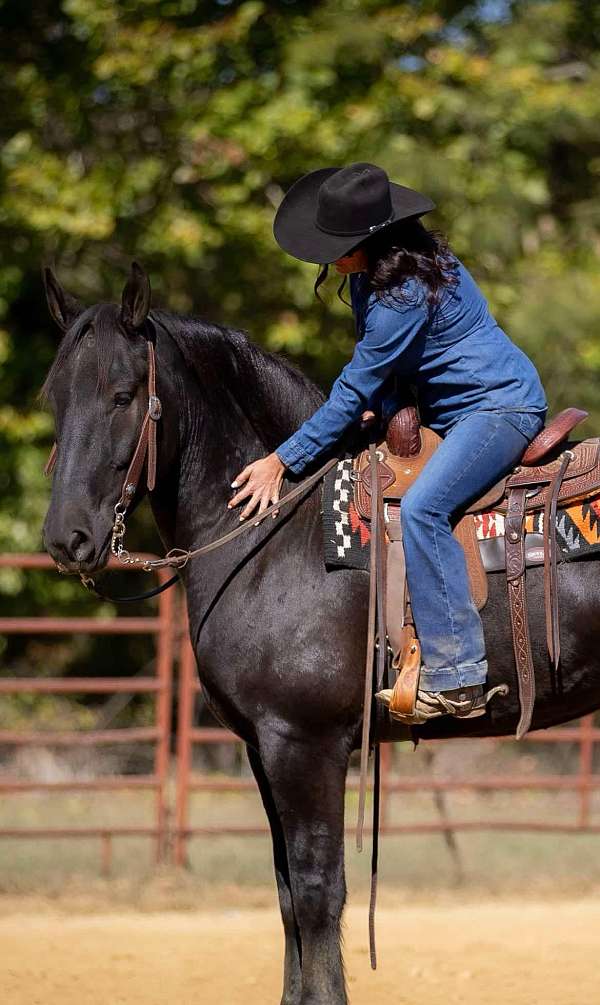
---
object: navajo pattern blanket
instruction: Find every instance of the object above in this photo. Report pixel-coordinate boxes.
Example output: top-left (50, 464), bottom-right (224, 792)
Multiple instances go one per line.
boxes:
top-left (321, 457), bottom-right (600, 572)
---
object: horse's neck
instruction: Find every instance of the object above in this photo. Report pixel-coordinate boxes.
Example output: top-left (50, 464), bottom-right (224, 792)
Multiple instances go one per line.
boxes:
top-left (151, 323), bottom-right (325, 562)
top-left (151, 344), bottom-right (280, 553)
top-left (182, 410), bottom-right (265, 543)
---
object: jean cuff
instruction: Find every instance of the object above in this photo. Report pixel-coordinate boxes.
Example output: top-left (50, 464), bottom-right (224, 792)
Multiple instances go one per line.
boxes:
top-left (418, 658), bottom-right (488, 692)
top-left (274, 438), bottom-right (311, 473)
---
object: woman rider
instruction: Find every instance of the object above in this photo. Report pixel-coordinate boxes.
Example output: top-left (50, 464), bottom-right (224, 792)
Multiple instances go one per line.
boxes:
top-left (227, 162), bottom-right (548, 724)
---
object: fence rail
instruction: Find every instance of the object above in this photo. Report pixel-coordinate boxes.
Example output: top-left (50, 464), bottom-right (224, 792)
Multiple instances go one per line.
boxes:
top-left (0, 553), bottom-right (175, 871)
top-left (1, 554), bottom-right (599, 873)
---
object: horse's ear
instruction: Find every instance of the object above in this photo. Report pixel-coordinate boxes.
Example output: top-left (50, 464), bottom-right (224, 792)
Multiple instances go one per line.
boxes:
top-left (42, 266), bottom-right (83, 332)
top-left (121, 261), bottom-right (151, 332)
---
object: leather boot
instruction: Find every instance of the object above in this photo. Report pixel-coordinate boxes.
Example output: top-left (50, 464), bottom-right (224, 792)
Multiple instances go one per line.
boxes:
top-left (375, 682), bottom-right (508, 725)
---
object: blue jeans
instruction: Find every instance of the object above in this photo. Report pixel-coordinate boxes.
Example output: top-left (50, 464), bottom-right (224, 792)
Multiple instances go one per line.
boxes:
top-left (400, 409), bottom-right (546, 691)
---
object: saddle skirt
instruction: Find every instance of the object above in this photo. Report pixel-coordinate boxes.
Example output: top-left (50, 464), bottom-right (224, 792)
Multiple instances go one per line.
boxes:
top-left (352, 425), bottom-right (489, 611)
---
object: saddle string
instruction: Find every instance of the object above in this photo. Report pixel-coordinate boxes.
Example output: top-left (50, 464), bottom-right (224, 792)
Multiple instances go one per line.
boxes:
top-left (543, 450), bottom-right (573, 667)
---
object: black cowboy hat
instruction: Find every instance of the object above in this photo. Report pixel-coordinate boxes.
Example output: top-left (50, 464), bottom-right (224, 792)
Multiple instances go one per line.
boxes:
top-left (273, 162), bottom-right (436, 265)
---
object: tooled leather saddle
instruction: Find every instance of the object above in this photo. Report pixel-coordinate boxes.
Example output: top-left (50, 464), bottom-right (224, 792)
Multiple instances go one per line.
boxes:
top-left (353, 403), bottom-right (600, 738)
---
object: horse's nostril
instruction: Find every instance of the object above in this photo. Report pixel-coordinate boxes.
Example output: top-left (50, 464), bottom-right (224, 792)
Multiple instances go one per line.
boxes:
top-left (69, 529), bottom-right (93, 563)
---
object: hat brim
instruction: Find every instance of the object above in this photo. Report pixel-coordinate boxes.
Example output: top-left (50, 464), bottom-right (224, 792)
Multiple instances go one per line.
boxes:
top-left (273, 166), bottom-right (436, 265)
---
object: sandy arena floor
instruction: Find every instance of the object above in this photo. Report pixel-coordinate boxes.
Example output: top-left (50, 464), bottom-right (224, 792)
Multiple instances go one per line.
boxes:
top-left (1, 900), bottom-right (597, 1004)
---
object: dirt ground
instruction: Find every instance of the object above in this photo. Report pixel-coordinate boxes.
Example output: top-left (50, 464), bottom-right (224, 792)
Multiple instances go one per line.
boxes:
top-left (1, 899), bottom-right (598, 1005)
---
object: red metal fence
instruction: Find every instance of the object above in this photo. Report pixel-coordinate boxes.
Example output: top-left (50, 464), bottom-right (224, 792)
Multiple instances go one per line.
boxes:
top-left (2, 553), bottom-right (600, 873)
top-left (173, 654), bottom-right (600, 861)
top-left (0, 554), bottom-right (175, 873)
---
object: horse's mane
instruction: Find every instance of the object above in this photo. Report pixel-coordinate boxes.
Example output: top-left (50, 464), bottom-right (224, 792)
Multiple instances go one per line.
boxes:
top-left (41, 304), bottom-right (127, 399)
top-left (42, 303), bottom-right (326, 453)
top-left (155, 309), bottom-right (326, 451)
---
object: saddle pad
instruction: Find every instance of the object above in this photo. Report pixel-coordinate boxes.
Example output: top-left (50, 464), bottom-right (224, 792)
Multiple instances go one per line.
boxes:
top-left (475, 496), bottom-right (600, 553)
top-left (321, 458), bottom-right (600, 572)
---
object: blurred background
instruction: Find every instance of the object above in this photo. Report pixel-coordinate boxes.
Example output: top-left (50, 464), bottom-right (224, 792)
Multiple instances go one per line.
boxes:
top-left (1, 2), bottom-right (600, 1001)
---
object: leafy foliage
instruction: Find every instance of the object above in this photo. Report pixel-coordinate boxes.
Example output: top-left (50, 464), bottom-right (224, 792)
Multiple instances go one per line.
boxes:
top-left (1, 0), bottom-right (599, 679)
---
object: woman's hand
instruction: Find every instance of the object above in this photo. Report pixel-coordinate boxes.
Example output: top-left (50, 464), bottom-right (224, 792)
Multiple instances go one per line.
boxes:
top-left (227, 452), bottom-right (287, 522)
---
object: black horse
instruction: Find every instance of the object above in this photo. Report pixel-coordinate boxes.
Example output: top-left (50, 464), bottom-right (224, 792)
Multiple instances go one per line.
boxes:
top-left (41, 263), bottom-right (600, 1005)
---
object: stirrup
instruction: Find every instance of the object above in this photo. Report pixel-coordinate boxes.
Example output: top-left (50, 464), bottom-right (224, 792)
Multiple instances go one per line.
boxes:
top-left (375, 681), bottom-right (509, 725)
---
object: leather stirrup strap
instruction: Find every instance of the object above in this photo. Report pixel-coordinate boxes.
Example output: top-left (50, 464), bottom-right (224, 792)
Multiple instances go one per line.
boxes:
top-left (543, 451), bottom-right (572, 667)
top-left (357, 442), bottom-right (381, 852)
top-left (384, 512), bottom-right (406, 664)
top-left (375, 491), bottom-right (388, 694)
top-left (505, 486), bottom-right (536, 738)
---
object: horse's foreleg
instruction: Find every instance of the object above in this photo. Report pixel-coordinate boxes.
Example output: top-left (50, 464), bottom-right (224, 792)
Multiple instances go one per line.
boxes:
top-left (246, 744), bottom-right (302, 1005)
top-left (259, 731), bottom-right (350, 1005)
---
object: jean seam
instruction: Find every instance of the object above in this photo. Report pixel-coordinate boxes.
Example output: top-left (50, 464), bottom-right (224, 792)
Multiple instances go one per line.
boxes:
top-left (429, 506), bottom-right (461, 672)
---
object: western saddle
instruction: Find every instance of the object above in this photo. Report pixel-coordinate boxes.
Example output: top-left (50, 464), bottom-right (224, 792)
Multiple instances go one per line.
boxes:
top-left (352, 404), bottom-right (600, 738)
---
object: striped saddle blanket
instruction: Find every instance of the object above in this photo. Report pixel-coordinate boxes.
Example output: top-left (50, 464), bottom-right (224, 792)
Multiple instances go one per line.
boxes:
top-left (321, 456), bottom-right (600, 573)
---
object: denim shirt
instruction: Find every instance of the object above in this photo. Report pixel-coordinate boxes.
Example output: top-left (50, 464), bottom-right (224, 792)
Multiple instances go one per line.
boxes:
top-left (275, 253), bottom-right (547, 474)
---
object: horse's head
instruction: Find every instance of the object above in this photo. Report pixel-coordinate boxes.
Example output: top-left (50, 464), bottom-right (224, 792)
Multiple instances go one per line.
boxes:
top-left (42, 261), bottom-right (165, 574)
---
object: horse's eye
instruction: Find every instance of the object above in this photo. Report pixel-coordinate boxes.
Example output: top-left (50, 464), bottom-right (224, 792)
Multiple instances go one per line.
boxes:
top-left (114, 393), bottom-right (133, 408)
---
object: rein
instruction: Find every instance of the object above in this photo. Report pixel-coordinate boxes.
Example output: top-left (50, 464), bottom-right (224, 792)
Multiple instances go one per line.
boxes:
top-left (45, 336), bottom-right (340, 602)
top-left (45, 333), bottom-right (382, 961)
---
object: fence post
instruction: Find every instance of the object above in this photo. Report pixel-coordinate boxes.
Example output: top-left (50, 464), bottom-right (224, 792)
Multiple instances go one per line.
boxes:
top-left (0, 553), bottom-right (177, 871)
top-left (154, 571), bottom-right (176, 864)
top-left (175, 631), bottom-right (196, 866)
top-left (578, 714), bottom-right (595, 828)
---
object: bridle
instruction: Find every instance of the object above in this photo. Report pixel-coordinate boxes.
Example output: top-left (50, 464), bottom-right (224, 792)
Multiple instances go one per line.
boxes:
top-left (44, 335), bottom-right (339, 602)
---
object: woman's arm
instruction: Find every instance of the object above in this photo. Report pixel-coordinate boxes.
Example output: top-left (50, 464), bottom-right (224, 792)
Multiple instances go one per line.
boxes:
top-left (228, 283), bottom-right (429, 519)
top-left (274, 287), bottom-right (429, 473)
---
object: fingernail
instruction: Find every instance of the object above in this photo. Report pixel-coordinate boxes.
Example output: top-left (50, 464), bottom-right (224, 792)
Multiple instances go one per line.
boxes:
top-left (239, 514), bottom-right (245, 521)
top-left (231, 480), bottom-right (238, 488)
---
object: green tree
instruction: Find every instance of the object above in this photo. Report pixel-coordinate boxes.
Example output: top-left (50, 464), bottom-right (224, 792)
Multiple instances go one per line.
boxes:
top-left (1, 0), bottom-right (599, 678)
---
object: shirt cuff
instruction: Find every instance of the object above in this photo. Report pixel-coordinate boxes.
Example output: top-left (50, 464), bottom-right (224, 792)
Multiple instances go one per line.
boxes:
top-left (274, 435), bottom-right (313, 474)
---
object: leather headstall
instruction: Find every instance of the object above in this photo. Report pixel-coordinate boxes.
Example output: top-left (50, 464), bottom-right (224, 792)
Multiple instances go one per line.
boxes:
top-left (44, 338), bottom-right (161, 507)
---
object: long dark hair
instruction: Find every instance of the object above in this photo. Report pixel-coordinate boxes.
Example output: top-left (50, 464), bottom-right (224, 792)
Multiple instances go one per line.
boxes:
top-left (313, 216), bottom-right (459, 310)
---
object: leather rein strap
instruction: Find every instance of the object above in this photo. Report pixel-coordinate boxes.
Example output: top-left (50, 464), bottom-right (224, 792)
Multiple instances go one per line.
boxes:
top-left (45, 345), bottom-right (384, 958)
top-left (355, 440), bottom-right (387, 970)
top-left (357, 441), bottom-right (381, 852)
